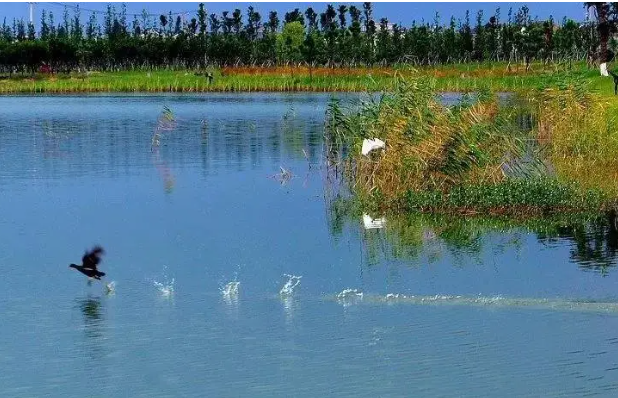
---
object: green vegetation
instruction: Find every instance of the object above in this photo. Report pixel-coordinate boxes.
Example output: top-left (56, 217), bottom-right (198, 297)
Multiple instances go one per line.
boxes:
top-left (0, 3), bottom-right (615, 73)
top-left (0, 68), bottom-right (391, 93)
top-left (0, 61), bottom-right (615, 94)
top-left (325, 75), bottom-right (618, 215)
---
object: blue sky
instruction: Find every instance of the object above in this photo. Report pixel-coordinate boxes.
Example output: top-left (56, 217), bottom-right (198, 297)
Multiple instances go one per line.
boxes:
top-left (1, 2), bottom-right (590, 29)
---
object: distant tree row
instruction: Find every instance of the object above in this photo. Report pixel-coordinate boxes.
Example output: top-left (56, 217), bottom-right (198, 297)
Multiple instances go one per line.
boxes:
top-left (0, 2), bottom-right (616, 74)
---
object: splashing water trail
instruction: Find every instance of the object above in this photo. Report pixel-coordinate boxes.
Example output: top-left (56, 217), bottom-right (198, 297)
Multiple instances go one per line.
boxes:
top-left (154, 279), bottom-right (175, 297)
top-left (152, 266), bottom-right (175, 297)
top-left (221, 281), bottom-right (240, 297)
top-left (220, 280), bottom-right (240, 314)
top-left (326, 292), bottom-right (618, 314)
top-left (279, 274), bottom-right (302, 297)
top-left (336, 288), bottom-right (364, 307)
top-left (105, 281), bottom-right (116, 294)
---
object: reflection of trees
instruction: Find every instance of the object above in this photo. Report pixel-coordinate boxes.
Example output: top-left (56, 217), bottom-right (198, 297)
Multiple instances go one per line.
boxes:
top-left (4, 107), bottom-right (324, 181)
top-left (326, 197), bottom-right (618, 274)
top-left (537, 210), bottom-right (618, 274)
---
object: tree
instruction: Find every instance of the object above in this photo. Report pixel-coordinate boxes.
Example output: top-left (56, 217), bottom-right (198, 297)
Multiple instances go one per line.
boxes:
top-left (460, 11), bottom-right (473, 61)
top-left (86, 12), bottom-right (97, 39)
top-left (285, 9), bottom-right (304, 25)
top-left (198, 3), bottom-right (207, 36)
top-left (348, 6), bottom-right (362, 63)
top-left (160, 15), bottom-right (168, 34)
top-left (321, 5), bottom-right (338, 65)
top-left (337, 5), bottom-right (348, 29)
top-left (40, 10), bottom-right (49, 40)
top-left (584, 2), bottom-right (617, 67)
top-left (232, 9), bottom-right (242, 34)
top-left (175, 16), bottom-right (182, 35)
top-left (305, 7), bottom-right (318, 32)
top-left (473, 10), bottom-right (485, 61)
top-left (277, 21), bottom-right (304, 64)
top-left (209, 14), bottom-right (220, 34)
top-left (72, 5), bottom-right (83, 41)
top-left (15, 19), bottom-right (26, 41)
top-left (27, 22), bottom-right (35, 40)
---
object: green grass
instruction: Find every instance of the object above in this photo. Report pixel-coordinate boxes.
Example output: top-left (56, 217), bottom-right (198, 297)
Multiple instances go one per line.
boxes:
top-left (0, 61), bottom-right (616, 95)
top-left (325, 73), bottom-right (618, 215)
top-left (400, 178), bottom-right (608, 215)
top-left (0, 69), bottom-right (392, 93)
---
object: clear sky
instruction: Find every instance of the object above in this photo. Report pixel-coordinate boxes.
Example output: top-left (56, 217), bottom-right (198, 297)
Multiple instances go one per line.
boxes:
top-left (1, 2), bottom-right (590, 29)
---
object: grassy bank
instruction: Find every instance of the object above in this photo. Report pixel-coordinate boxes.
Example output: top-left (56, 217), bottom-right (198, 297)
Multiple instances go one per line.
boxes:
top-left (0, 68), bottom-right (390, 93)
top-left (0, 62), bottom-right (615, 94)
top-left (325, 75), bottom-right (618, 216)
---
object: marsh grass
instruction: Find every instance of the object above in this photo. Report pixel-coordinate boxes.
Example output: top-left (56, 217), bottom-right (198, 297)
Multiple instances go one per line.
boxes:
top-left (0, 61), bottom-right (615, 94)
top-left (326, 76), bottom-right (618, 214)
top-left (524, 82), bottom-right (618, 198)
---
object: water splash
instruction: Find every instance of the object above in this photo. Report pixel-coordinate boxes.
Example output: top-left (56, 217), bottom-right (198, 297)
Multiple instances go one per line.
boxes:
top-left (152, 266), bottom-right (175, 297)
top-left (220, 280), bottom-right (240, 317)
top-left (279, 274), bottom-right (302, 296)
top-left (221, 281), bottom-right (240, 297)
top-left (327, 293), bottom-right (618, 314)
top-left (105, 281), bottom-right (116, 295)
top-left (153, 279), bottom-right (175, 297)
top-left (336, 288), bottom-right (364, 307)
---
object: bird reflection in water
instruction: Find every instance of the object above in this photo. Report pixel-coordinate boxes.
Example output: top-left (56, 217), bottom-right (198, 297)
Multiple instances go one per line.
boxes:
top-left (76, 296), bottom-right (105, 361)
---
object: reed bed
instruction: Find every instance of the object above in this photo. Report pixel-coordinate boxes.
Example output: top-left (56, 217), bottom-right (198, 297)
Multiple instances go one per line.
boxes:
top-left (0, 70), bottom-right (394, 94)
top-left (326, 76), bottom-right (618, 215)
top-left (0, 61), bottom-right (612, 94)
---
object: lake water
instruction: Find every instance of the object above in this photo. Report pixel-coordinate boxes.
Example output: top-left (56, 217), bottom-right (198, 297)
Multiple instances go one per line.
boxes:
top-left (1, 94), bottom-right (617, 397)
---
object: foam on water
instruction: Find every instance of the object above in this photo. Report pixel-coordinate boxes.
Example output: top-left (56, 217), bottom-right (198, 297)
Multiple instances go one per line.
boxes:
top-left (336, 288), bottom-right (364, 307)
top-left (327, 292), bottom-right (618, 314)
top-left (279, 274), bottom-right (302, 296)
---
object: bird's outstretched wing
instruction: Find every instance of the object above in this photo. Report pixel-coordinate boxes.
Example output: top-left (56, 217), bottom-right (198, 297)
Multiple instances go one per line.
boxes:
top-left (82, 246), bottom-right (104, 270)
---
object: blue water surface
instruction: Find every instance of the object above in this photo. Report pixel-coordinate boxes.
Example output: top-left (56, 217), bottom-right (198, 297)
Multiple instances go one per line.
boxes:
top-left (0, 94), bottom-right (617, 397)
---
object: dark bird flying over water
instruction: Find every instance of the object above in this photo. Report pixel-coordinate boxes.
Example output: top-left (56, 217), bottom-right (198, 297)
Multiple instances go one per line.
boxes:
top-left (70, 246), bottom-right (106, 280)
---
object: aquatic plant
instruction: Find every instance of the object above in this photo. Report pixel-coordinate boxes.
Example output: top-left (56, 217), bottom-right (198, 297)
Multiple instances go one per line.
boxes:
top-left (326, 75), bottom-right (618, 214)
top-left (0, 62), bottom-right (610, 95)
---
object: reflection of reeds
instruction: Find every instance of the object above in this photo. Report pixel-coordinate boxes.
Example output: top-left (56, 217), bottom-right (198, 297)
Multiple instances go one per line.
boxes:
top-left (151, 106), bottom-right (177, 193)
top-left (151, 105), bottom-right (176, 151)
top-left (271, 166), bottom-right (293, 185)
top-left (329, 200), bottom-right (618, 273)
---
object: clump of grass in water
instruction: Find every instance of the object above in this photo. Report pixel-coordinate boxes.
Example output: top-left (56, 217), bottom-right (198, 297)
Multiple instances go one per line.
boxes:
top-left (326, 76), bottom-right (617, 214)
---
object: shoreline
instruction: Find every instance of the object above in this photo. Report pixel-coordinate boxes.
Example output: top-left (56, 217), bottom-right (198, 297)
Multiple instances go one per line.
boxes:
top-left (0, 63), bottom-right (613, 96)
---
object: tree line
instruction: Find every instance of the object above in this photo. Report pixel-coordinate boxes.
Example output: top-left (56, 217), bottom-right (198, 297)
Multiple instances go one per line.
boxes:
top-left (0, 2), bottom-right (616, 74)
